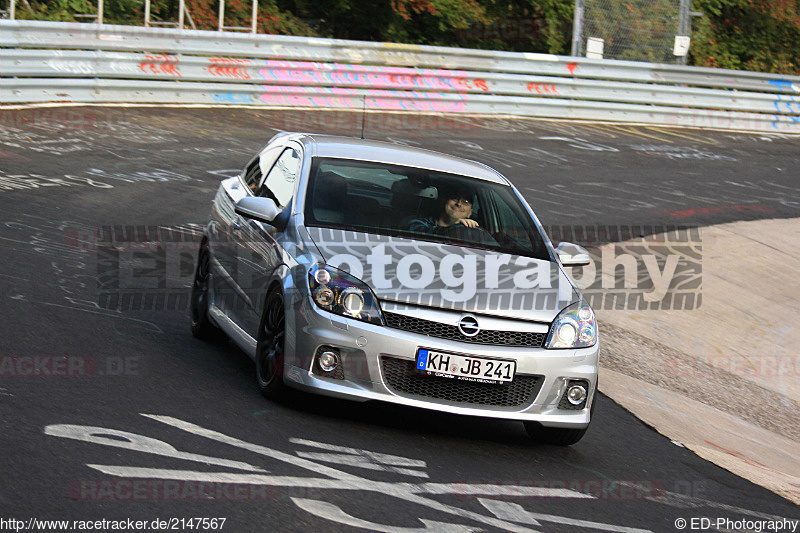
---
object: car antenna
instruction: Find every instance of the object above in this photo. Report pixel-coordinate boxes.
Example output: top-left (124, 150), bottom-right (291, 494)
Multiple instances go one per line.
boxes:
top-left (360, 95), bottom-right (367, 140)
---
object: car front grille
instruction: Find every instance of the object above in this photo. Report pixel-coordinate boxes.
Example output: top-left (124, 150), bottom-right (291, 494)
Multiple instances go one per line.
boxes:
top-left (381, 356), bottom-right (543, 408)
top-left (383, 311), bottom-right (546, 348)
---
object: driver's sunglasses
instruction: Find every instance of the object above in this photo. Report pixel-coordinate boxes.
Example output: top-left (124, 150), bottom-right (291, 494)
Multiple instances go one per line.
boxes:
top-left (449, 197), bottom-right (472, 206)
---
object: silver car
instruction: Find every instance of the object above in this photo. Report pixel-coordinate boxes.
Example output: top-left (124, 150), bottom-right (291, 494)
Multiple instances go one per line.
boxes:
top-left (191, 132), bottom-right (599, 445)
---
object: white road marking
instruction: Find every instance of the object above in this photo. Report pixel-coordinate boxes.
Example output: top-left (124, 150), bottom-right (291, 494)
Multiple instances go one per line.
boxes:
top-left (291, 437), bottom-right (428, 478)
top-left (83, 465), bottom-right (593, 500)
top-left (45, 415), bottom-right (697, 532)
top-left (619, 482), bottom-right (798, 523)
top-left (538, 137), bottom-right (619, 152)
top-left (32, 299), bottom-right (163, 334)
top-left (422, 484), bottom-right (593, 499)
top-left (291, 438), bottom-right (427, 467)
top-left (140, 414), bottom-right (366, 481)
top-left (480, 499), bottom-right (651, 533)
top-left (86, 466), bottom-right (355, 489)
top-left (139, 414), bottom-right (545, 533)
top-left (44, 424), bottom-right (266, 472)
top-left (296, 452), bottom-right (428, 478)
top-left (293, 498), bottom-right (482, 533)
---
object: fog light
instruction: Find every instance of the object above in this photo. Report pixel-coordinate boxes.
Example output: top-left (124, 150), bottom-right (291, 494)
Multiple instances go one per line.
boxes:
top-left (318, 351), bottom-right (339, 372)
top-left (567, 384), bottom-right (587, 406)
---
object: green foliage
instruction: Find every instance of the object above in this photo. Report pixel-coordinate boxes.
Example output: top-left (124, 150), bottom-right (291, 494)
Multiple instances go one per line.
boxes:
top-left (582, 0), bottom-right (682, 63)
top-left (690, 0), bottom-right (800, 74)
top-left (25, 0), bottom-right (98, 21)
top-left (383, 0), bottom-right (488, 46)
top-left (445, 0), bottom-right (572, 54)
top-left (181, 0), bottom-right (313, 34)
top-left (104, 0), bottom-right (145, 25)
top-left (12, 0), bottom-right (800, 74)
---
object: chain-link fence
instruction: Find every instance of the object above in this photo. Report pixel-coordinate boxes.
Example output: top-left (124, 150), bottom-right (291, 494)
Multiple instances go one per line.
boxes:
top-left (575, 0), bottom-right (688, 64)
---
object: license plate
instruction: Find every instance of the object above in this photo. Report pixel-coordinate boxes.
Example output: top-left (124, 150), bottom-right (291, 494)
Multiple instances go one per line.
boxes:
top-left (415, 349), bottom-right (516, 384)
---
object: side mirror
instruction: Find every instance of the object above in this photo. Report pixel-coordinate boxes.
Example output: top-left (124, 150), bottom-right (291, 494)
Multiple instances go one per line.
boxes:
top-left (555, 242), bottom-right (591, 266)
top-left (235, 197), bottom-right (282, 225)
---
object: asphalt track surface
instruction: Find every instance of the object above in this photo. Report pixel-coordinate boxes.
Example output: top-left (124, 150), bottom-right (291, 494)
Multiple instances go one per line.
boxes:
top-left (0, 106), bottom-right (798, 532)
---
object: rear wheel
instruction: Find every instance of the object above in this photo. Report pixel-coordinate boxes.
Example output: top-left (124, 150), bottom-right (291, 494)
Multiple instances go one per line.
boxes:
top-left (256, 289), bottom-right (287, 400)
top-left (190, 244), bottom-right (226, 342)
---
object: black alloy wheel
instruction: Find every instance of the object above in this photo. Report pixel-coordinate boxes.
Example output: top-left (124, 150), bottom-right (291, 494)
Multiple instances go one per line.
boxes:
top-left (190, 244), bottom-right (226, 342)
top-left (256, 289), bottom-right (287, 399)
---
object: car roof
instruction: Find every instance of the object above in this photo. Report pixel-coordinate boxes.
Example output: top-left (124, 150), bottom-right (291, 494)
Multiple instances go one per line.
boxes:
top-left (283, 133), bottom-right (509, 184)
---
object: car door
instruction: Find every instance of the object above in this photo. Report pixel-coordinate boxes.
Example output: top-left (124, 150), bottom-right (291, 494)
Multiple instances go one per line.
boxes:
top-left (210, 140), bottom-right (285, 325)
top-left (232, 144), bottom-right (302, 337)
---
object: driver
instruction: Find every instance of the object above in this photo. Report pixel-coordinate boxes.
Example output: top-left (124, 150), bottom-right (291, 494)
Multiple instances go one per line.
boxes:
top-left (408, 186), bottom-right (497, 246)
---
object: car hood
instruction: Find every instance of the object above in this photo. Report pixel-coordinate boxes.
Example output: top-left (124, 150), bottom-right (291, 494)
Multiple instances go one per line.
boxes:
top-left (305, 227), bottom-right (579, 323)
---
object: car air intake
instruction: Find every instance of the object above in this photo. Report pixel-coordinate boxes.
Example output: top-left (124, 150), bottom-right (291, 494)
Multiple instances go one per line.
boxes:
top-left (381, 356), bottom-right (543, 409)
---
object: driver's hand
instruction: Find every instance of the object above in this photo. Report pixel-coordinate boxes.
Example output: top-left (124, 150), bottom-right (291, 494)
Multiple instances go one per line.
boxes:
top-left (457, 218), bottom-right (479, 228)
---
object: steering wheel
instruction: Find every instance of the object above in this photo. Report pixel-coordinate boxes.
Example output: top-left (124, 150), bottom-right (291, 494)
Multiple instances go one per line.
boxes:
top-left (444, 223), bottom-right (492, 244)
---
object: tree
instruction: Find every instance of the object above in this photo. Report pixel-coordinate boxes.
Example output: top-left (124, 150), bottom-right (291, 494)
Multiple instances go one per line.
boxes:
top-left (14, 0), bottom-right (800, 74)
top-left (25, 0), bottom-right (97, 21)
top-left (690, 0), bottom-right (800, 73)
top-left (186, 0), bottom-right (315, 34)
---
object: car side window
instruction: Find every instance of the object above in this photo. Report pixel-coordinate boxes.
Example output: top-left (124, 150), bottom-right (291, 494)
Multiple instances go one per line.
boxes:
top-left (242, 160), bottom-right (262, 193)
top-left (492, 191), bottom-right (524, 233)
top-left (257, 147), bottom-right (300, 208)
top-left (486, 189), bottom-right (550, 260)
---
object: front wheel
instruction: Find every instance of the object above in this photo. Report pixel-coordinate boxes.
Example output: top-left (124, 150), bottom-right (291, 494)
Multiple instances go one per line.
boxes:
top-left (255, 289), bottom-right (287, 400)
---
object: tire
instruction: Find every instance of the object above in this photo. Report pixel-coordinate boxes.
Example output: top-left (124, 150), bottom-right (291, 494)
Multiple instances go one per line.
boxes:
top-left (190, 243), bottom-right (226, 342)
top-left (255, 289), bottom-right (287, 400)
top-left (524, 391), bottom-right (597, 446)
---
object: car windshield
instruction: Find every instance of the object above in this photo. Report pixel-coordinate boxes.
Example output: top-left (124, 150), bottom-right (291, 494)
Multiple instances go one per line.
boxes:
top-left (303, 157), bottom-right (551, 261)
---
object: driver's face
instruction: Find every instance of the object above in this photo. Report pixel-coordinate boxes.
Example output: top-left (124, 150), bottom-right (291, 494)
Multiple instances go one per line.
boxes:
top-left (444, 197), bottom-right (472, 220)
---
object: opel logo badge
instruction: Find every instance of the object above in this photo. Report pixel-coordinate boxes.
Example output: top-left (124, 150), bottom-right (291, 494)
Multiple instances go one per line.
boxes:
top-left (457, 315), bottom-right (480, 337)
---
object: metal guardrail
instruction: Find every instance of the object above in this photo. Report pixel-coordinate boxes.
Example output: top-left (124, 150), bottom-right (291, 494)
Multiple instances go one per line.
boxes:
top-left (6, 78), bottom-right (796, 132)
top-left (2, 20), bottom-right (799, 132)
top-left (2, 49), bottom-right (793, 116)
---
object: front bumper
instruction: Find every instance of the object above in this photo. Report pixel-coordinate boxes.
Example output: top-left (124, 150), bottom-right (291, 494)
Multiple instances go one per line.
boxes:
top-left (283, 295), bottom-right (599, 428)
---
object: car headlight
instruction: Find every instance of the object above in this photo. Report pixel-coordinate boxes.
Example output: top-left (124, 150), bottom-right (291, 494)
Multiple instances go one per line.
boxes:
top-left (545, 302), bottom-right (597, 349)
top-left (308, 264), bottom-right (382, 325)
